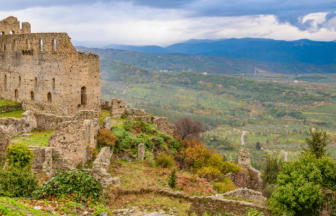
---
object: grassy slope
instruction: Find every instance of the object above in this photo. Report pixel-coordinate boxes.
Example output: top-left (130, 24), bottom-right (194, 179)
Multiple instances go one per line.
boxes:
top-left (11, 130), bottom-right (54, 147)
top-left (0, 99), bottom-right (20, 106)
top-left (0, 110), bottom-right (25, 119)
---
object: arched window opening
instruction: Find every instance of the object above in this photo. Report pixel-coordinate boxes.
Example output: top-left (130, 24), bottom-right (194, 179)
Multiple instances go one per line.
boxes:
top-left (19, 76), bottom-right (21, 86)
top-left (26, 39), bottom-right (30, 49)
top-left (4, 75), bottom-right (7, 92)
top-left (35, 77), bottom-right (37, 87)
top-left (81, 86), bottom-right (87, 105)
top-left (14, 89), bottom-right (18, 99)
top-left (1, 32), bottom-right (4, 35)
top-left (52, 78), bottom-right (55, 89)
top-left (3, 41), bottom-right (6, 51)
top-left (53, 39), bottom-right (56, 52)
top-left (47, 92), bottom-right (52, 102)
top-left (40, 40), bottom-right (43, 52)
top-left (31, 91), bottom-right (34, 101)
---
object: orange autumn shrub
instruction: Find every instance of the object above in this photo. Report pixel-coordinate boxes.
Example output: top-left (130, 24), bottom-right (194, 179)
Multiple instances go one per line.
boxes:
top-left (97, 129), bottom-right (116, 148)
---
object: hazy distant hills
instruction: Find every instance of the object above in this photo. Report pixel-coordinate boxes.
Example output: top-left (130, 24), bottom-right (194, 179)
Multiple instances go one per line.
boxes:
top-left (99, 38), bottom-right (336, 65)
top-left (75, 47), bottom-right (336, 75)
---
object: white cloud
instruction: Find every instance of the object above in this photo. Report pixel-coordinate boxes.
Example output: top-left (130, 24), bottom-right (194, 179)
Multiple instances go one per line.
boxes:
top-left (0, 3), bottom-right (335, 46)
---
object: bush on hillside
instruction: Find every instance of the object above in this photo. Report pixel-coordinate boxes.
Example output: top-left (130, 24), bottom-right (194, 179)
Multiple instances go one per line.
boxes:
top-left (261, 155), bottom-right (281, 185)
top-left (222, 161), bottom-right (241, 174)
top-left (5, 142), bottom-right (34, 168)
top-left (145, 151), bottom-right (155, 164)
top-left (32, 169), bottom-right (102, 202)
top-left (0, 166), bottom-right (38, 197)
top-left (97, 129), bottom-right (116, 148)
top-left (196, 166), bottom-right (221, 181)
top-left (156, 153), bottom-right (174, 168)
top-left (213, 177), bottom-right (236, 194)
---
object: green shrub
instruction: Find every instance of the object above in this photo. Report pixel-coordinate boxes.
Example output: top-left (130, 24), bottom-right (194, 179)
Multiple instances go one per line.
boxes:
top-left (156, 153), bottom-right (174, 168)
top-left (197, 166), bottom-right (221, 181)
top-left (137, 133), bottom-right (154, 149)
top-left (32, 169), bottom-right (102, 202)
top-left (246, 208), bottom-right (264, 216)
top-left (5, 142), bottom-right (34, 168)
top-left (213, 178), bottom-right (236, 193)
top-left (0, 166), bottom-right (38, 197)
top-left (155, 137), bottom-right (164, 146)
top-left (145, 151), bottom-right (155, 164)
top-left (222, 161), bottom-right (241, 174)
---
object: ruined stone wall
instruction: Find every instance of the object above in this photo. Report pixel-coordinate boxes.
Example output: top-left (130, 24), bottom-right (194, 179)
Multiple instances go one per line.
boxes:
top-left (0, 16), bottom-right (30, 35)
top-left (152, 116), bottom-right (176, 135)
top-left (35, 110), bottom-right (99, 130)
top-left (0, 127), bottom-right (10, 162)
top-left (216, 188), bottom-right (266, 205)
top-left (0, 110), bottom-right (37, 138)
top-left (48, 121), bottom-right (90, 167)
top-left (29, 146), bottom-right (72, 176)
top-left (92, 147), bottom-right (120, 188)
top-left (227, 148), bottom-right (263, 191)
top-left (0, 16), bottom-right (100, 116)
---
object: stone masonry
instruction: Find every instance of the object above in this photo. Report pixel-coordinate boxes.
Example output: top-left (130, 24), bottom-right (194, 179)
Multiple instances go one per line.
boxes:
top-left (92, 147), bottom-right (120, 188)
top-left (226, 148), bottom-right (263, 191)
top-left (216, 188), bottom-right (266, 205)
top-left (0, 16), bottom-right (101, 116)
top-left (48, 120), bottom-right (96, 167)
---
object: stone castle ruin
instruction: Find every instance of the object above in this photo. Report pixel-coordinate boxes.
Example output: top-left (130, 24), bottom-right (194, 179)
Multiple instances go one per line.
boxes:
top-left (0, 16), bottom-right (100, 116)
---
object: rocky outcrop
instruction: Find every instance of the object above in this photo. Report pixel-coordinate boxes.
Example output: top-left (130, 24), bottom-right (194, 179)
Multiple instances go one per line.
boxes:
top-left (92, 147), bottom-right (120, 188)
top-left (152, 117), bottom-right (176, 135)
top-left (0, 110), bottom-right (37, 138)
top-left (216, 188), bottom-right (266, 205)
top-left (137, 143), bottom-right (145, 161)
top-left (102, 117), bottom-right (112, 129)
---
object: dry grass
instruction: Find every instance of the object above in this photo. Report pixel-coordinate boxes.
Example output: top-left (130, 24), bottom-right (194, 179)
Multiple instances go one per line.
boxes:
top-left (108, 193), bottom-right (191, 216)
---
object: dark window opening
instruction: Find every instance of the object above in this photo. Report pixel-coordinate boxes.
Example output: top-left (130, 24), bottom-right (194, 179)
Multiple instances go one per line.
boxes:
top-left (35, 78), bottom-right (37, 87)
top-left (52, 78), bottom-right (55, 89)
top-left (14, 89), bottom-right (18, 99)
top-left (19, 76), bottom-right (21, 86)
top-left (81, 86), bottom-right (87, 105)
top-left (31, 91), bottom-right (34, 101)
top-left (47, 92), bottom-right (52, 102)
top-left (4, 75), bottom-right (7, 92)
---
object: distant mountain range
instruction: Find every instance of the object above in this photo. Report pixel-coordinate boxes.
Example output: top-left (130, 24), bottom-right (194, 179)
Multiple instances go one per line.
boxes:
top-left (75, 47), bottom-right (336, 75)
top-left (96, 38), bottom-right (336, 65)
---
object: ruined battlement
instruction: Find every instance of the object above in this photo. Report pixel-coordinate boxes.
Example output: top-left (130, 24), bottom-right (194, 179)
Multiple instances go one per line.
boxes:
top-left (0, 16), bottom-right (100, 116)
top-left (0, 16), bottom-right (31, 35)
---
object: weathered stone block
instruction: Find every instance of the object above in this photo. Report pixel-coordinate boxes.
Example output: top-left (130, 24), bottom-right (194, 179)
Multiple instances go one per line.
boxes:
top-left (138, 143), bottom-right (145, 161)
top-left (102, 117), bottom-right (112, 129)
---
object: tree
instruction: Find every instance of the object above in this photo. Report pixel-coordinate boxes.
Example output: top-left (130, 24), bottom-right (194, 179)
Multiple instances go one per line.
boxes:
top-left (256, 142), bottom-right (261, 150)
top-left (174, 117), bottom-right (204, 140)
top-left (261, 155), bottom-right (280, 185)
top-left (268, 153), bottom-right (336, 215)
top-left (301, 128), bottom-right (330, 159)
top-left (168, 169), bottom-right (177, 189)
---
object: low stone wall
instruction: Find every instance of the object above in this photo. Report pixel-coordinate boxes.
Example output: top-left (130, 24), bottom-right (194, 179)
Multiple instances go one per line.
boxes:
top-left (0, 111), bottom-right (37, 138)
top-left (0, 103), bottom-right (22, 114)
top-left (216, 188), bottom-right (266, 205)
top-left (35, 110), bottom-right (99, 130)
top-left (29, 146), bottom-right (72, 176)
top-left (107, 188), bottom-right (271, 216)
top-left (126, 115), bottom-right (151, 122)
top-left (92, 147), bottom-right (120, 188)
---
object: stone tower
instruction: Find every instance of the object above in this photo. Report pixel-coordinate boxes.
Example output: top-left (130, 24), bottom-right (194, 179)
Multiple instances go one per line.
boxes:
top-left (0, 16), bottom-right (101, 116)
top-left (238, 148), bottom-right (251, 169)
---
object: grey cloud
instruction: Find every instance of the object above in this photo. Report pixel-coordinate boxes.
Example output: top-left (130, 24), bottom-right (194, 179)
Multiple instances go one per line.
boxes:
top-left (1, 0), bottom-right (336, 31)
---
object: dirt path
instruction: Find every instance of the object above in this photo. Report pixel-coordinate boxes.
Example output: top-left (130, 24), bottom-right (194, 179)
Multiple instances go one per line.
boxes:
top-left (281, 150), bottom-right (288, 161)
top-left (241, 131), bottom-right (247, 145)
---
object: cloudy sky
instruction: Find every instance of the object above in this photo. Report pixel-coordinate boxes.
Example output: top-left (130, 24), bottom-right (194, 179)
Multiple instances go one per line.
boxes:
top-left (1, 0), bottom-right (336, 47)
